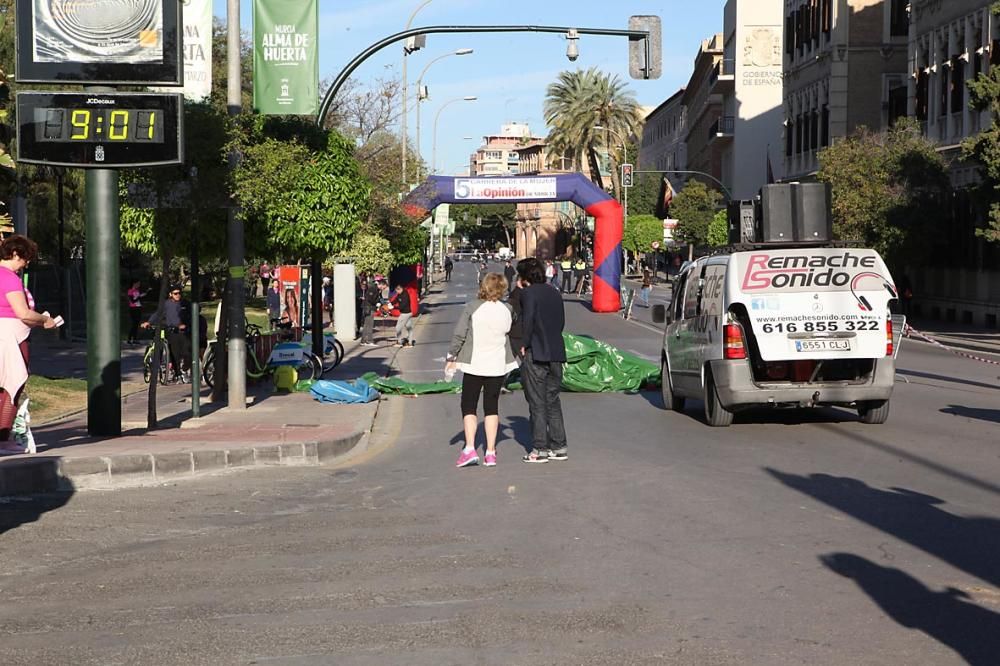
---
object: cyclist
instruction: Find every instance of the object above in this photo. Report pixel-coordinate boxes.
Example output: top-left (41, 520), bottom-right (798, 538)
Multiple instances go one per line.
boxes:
top-left (142, 285), bottom-right (192, 382)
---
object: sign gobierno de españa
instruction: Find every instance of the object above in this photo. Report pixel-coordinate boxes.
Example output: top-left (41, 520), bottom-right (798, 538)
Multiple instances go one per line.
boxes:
top-left (253, 0), bottom-right (318, 115)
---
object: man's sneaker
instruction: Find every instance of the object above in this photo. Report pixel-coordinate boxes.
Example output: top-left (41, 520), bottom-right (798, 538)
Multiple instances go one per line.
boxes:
top-left (522, 451), bottom-right (549, 463)
top-left (455, 448), bottom-right (479, 468)
top-left (548, 449), bottom-right (568, 461)
top-left (484, 452), bottom-right (497, 467)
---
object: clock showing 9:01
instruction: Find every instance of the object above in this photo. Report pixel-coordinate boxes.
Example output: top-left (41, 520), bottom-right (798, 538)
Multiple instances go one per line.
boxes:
top-left (16, 91), bottom-right (184, 168)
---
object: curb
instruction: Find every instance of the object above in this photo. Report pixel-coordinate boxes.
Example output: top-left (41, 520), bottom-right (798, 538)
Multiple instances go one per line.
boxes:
top-left (0, 431), bottom-right (365, 496)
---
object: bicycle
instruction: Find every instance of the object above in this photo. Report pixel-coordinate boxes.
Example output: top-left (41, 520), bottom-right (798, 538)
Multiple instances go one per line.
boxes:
top-left (143, 327), bottom-right (192, 385)
top-left (202, 322), bottom-right (322, 389)
top-left (302, 330), bottom-right (344, 375)
top-left (142, 328), bottom-right (172, 385)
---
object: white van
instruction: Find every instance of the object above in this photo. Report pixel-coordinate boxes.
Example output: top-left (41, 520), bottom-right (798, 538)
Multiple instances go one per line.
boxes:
top-left (652, 246), bottom-right (900, 426)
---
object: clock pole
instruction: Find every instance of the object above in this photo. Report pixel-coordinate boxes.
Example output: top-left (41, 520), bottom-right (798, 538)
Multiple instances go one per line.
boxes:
top-left (84, 99), bottom-right (122, 435)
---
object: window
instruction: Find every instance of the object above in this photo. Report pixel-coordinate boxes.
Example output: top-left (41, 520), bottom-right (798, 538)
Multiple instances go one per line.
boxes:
top-left (810, 110), bottom-right (819, 150)
top-left (950, 58), bottom-right (965, 113)
top-left (822, 0), bottom-right (832, 36)
top-left (889, 0), bottom-right (908, 38)
top-left (785, 119), bottom-right (794, 157)
top-left (887, 83), bottom-right (907, 127)
top-left (672, 273), bottom-right (687, 321)
top-left (786, 14), bottom-right (795, 56)
top-left (915, 71), bottom-right (929, 121)
top-left (683, 270), bottom-right (701, 319)
top-left (821, 105), bottom-right (830, 146)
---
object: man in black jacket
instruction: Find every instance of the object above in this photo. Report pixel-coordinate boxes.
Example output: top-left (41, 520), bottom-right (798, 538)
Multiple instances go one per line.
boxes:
top-left (516, 258), bottom-right (568, 463)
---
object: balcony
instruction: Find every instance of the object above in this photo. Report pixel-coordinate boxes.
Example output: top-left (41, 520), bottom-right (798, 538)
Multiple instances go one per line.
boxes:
top-left (709, 58), bottom-right (735, 93)
top-left (707, 115), bottom-right (734, 144)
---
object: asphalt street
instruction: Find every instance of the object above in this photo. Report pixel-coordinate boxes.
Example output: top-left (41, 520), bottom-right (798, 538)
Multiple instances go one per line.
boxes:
top-left (2, 261), bottom-right (998, 665)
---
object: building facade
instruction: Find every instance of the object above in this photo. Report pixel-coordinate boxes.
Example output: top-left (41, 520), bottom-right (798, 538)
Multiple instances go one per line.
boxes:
top-left (720, 0), bottom-right (786, 199)
top-left (470, 122), bottom-right (542, 176)
top-left (682, 34), bottom-right (728, 190)
top-left (639, 88), bottom-right (688, 175)
top-left (782, 0), bottom-right (909, 180)
top-left (907, 0), bottom-right (999, 327)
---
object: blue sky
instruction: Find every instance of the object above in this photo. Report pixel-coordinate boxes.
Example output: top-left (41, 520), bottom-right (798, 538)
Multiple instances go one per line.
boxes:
top-left (213, 0), bottom-right (727, 176)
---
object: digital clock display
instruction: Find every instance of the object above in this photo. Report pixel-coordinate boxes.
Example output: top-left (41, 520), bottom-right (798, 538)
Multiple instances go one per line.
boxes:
top-left (35, 108), bottom-right (165, 144)
top-left (17, 91), bottom-right (183, 168)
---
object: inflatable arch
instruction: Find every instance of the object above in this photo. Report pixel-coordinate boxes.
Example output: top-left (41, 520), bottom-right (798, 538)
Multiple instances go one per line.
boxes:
top-left (402, 174), bottom-right (623, 312)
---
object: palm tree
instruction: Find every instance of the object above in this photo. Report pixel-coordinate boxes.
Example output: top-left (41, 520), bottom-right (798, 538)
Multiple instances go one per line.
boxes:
top-left (543, 67), bottom-right (643, 200)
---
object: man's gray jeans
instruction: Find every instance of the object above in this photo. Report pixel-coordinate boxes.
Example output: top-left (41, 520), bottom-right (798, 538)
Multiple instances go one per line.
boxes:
top-left (395, 313), bottom-right (414, 343)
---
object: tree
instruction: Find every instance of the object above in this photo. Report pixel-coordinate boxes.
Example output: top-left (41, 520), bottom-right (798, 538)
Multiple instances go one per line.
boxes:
top-left (628, 173), bottom-right (663, 217)
top-left (707, 210), bottom-right (729, 247)
top-left (670, 180), bottom-right (723, 246)
top-left (817, 118), bottom-right (948, 269)
top-left (346, 232), bottom-right (393, 277)
top-left (622, 214), bottom-right (663, 254)
top-left (544, 68), bottom-right (643, 199)
top-left (963, 1), bottom-right (1000, 243)
top-left (451, 203), bottom-right (517, 248)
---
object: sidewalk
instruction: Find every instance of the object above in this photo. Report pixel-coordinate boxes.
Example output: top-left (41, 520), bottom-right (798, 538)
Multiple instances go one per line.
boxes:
top-left (619, 276), bottom-right (1000, 356)
top-left (0, 320), bottom-right (412, 496)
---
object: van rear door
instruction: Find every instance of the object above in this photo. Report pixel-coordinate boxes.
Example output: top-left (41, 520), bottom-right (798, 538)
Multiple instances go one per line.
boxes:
top-left (730, 248), bottom-right (896, 361)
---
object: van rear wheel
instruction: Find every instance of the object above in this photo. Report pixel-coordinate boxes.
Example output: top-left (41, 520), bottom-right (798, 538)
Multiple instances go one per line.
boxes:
top-left (660, 360), bottom-right (685, 411)
top-left (704, 370), bottom-right (734, 427)
top-left (858, 400), bottom-right (890, 424)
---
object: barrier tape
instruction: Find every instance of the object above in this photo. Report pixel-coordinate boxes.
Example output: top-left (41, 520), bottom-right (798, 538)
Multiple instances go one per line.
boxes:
top-left (904, 324), bottom-right (1000, 366)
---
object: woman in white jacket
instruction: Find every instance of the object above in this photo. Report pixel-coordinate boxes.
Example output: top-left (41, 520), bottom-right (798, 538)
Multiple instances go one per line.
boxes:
top-left (446, 273), bottom-right (518, 468)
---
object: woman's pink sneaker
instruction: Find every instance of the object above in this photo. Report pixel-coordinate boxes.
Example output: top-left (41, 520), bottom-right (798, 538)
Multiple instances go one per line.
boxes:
top-left (455, 448), bottom-right (479, 468)
top-left (484, 452), bottom-right (497, 467)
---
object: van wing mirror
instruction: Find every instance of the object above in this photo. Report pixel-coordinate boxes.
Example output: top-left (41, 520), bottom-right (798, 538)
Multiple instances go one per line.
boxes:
top-left (651, 304), bottom-right (667, 324)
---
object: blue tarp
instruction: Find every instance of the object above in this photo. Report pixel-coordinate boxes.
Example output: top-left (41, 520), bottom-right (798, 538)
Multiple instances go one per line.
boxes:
top-left (310, 379), bottom-right (380, 404)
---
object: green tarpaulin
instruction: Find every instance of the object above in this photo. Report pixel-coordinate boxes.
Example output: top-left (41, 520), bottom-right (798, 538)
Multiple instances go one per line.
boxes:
top-left (357, 334), bottom-right (659, 396)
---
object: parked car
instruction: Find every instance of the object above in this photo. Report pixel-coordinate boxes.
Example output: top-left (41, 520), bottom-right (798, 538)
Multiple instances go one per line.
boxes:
top-left (652, 245), bottom-right (900, 426)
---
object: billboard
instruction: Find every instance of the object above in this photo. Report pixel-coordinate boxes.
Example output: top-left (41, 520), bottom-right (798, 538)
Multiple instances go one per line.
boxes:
top-left (15, 0), bottom-right (183, 85)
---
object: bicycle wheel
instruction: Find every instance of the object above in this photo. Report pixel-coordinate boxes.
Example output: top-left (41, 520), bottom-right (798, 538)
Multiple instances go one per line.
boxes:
top-left (320, 342), bottom-right (342, 375)
top-left (202, 346), bottom-right (216, 389)
top-left (142, 346), bottom-right (154, 383)
top-left (296, 352), bottom-right (322, 382)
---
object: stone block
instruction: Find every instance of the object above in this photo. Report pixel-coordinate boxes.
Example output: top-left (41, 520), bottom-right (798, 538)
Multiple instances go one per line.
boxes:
top-left (154, 452), bottom-right (194, 478)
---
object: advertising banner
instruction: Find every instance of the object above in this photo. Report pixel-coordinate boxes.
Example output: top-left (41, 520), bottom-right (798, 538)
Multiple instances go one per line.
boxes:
top-left (253, 0), bottom-right (318, 115)
top-left (276, 265), bottom-right (303, 328)
top-left (31, 0), bottom-right (163, 63)
top-left (453, 177), bottom-right (558, 201)
top-left (153, 0), bottom-right (212, 100)
top-left (734, 248), bottom-right (897, 361)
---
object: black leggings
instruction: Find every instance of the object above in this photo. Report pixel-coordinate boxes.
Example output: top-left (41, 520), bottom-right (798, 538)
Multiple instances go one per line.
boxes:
top-left (461, 373), bottom-right (504, 417)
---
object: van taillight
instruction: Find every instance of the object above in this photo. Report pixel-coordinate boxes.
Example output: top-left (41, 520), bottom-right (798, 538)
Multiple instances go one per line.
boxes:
top-left (724, 323), bottom-right (747, 360)
top-left (885, 316), bottom-right (893, 357)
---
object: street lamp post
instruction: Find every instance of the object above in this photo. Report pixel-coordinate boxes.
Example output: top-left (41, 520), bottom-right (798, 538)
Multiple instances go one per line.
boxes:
top-left (415, 48), bottom-right (473, 182)
top-left (432, 96), bottom-right (477, 174)
top-left (401, 0), bottom-right (434, 183)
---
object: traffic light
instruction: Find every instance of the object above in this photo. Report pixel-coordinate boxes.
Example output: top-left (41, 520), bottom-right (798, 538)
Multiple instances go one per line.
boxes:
top-left (621, 163), bottom-right (634, 188)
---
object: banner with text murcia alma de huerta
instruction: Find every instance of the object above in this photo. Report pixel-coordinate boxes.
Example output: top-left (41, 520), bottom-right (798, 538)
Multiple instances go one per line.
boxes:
top-left (253, 0), bottom-right (318, 115)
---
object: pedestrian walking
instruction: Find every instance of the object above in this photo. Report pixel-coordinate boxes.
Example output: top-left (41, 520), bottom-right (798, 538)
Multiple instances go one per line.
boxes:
top-left (640, 269), bottom-right (652, 307)
top-left (573, 257), bottom-right (587, 294)
top-left (126, 280), bottom-right (147, 344)
top-left (259, 262), bottom-right (272, 292)
top-left (559, 256), bottom-right (573, 293)
top-left (503, 259), bottom-right (516, 294)
top-left (390, 284), bottom-right (417, 347)
top-left (444, 256), bottom-right (453, 282)
top-left (516, 258), bottom-right (568, 463)
top-left (545, 260), bottom-right (557, 287)
top-left (0, 235), bottom-right (60, 451)
top-left (446, 273), bottom-right (518, 468)
top-left (266, 279), bottom-right (281, 330)
top-left (360, 277), bottom-right (380, 346)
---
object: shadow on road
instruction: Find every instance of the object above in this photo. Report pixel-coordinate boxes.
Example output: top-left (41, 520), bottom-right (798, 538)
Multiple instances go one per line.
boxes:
top-left (897, 368), bottom-right (998, 391)
top-left (941, 405), bottom-right (1000, 425)
top-left (821, 552), bottom-right (1000, 666)
top-left (0, 484), bottom-right (75, 537)
top-left (766, 469), bottom-right (1000, 588)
